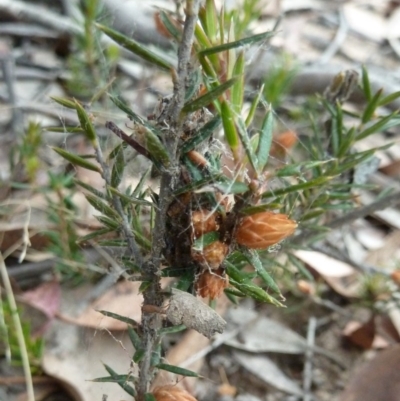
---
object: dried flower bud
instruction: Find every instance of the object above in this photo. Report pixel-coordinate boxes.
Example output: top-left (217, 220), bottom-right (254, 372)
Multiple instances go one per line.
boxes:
top-left (191, 209), bottom-right (218, 237)
top-left (296, 280), bottom-right (315, 295)
top-left (196, 267), bottom-right (228, 299)
top-left (192, 241), bottom-right (228, 269)
top-left (270, 130), bottom-right (298, 159)
top-left (153, 386), bottom-right (198, 401)
top-left (391, 270), bottom-right (400, 286)
top-left (235, 212), bottom-right (297, 249)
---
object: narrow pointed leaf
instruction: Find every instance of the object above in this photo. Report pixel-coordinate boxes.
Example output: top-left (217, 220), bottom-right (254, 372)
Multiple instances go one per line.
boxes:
top-left (181, 115), bottom-right (221, 153)
top-left (237, 117), bottom-right (258, 172)
top-left (246, 84), bottom-right (264, 127)
top-left (50, 96), bottom-right (77, 109)
top-left (231, 52), bottom-right (245, 113)
top-left (104, 364), bottom-right (136, 396)
top-left (192, 231), bottom-right (220, 251)
top-left (199, 30), bottom-right (274, 55)
top-left (107, 186), bottom-right (153, 206)
top-left (98, 310), bottom-right (139, 327)
top-left (276, 160), bottom-right (332, 177)
top-left (78, 227), bottom-right (114, 243)
top-left (128, 324), bottom-right (142, 349)
top-left (221, 99), bottom-right (239, 154)
top-left (91, 374), bottom-right (135, 383)
top-left (243, 249), bottom-right (282, 297)
top-left (362, 88), bottom-right (383, 123)
top-left (182, 77), bottom-right (238, 113)
top-left (361, 65), bottom-right (372, 101)
top-left (75, 179), bottom-right (106, 199)
top-left (261, 176), bottom-right (334, 199)
top-left (111, 146), bottom-right (125, 187)
top-left (157, 363), bottom-right (199, 377)
top-left (52, 147), bottom-right (101, 172)
top-left (378, 90), bottom-right (400, 107)
top-left (257, 106), bottom-right (273, 171)
top-left (86, 194), bottom-right (119, 217)
top-left (75, 100), bottom-right (97, 142)
top-left (96, 23), bottom-right (172, 71)
top-left (159, 324), bottom-right (186, 335)
top-left (45, 126), bottom-right (83, 133)
top-left (145, 394), bottom-right (157, 401)
top-left (158, 11), bottom-right (182, 41)
top-left (356, 111), bottom-right (400, 140)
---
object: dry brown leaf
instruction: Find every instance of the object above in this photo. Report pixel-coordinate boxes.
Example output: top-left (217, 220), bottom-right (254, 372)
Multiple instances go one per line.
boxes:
top-left (294, 250), bottom-right (361, 298)
top-left (343, 318), bottom-right (389, 350)
top-left (58, 281), bottom-right (142, 330)
top-left (339, 344), bottom-right (400, 401)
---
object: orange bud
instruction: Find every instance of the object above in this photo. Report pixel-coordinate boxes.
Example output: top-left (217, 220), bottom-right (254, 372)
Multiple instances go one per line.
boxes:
top-left (187, 150), bottom-right (208, 168)
top-left (196, 267), bottom-right (228, 299)
top-left (153, 386), bottom-right (198, 401)
top-left (391, 270), bottom-right (400, 286)
top-left (192, 241), bottom-right (228, 269)
top-left (191, 209), bottom-right (218, 237)
top-left (296, 279), bottom-right (315, 295)
top-left (270, 130), bottom-right (298, 159)
top-left (235, 212), bottom-right (297, 249)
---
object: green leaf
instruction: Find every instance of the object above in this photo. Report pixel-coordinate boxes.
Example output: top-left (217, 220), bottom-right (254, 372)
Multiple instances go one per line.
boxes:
top-left (52, 147), bottom-right (101, 172)
top-left (361, 65), bottom-right (372, 102)
top-left (103, 364), bottom-right (136, 396)
top-left (159, 325), bottom-right (187, 335)
top-left (181, 115), bottom-right (221, 153)
top-left (97, 310), bottom-right (139, 327)
top-left (158, 11), bottom-right (181, 41)
top-left (203, 0), bottom-right (218, 40)
top-left (214, 181), bottom-right (249, 194)
top-left (199, 30), bottom-right (274, 55)
top-left (111, 146), bottom-right (125, 187)
top-left (96, 23), bottom-right (172, 71)
top-left (287, 253), bottom-right (314, 281)
top-left (50, 96), bottom-right (77, 109)
top-left (276, 160), bottom-right (332, 177)
top-left (240, 203), bottom-right (283, 214)
top-left (139, 281), bottom-right (151, 293)
top-left (45, 126), bottom-right (83, 133)
top-left (85, 194), bottom-right (119, 217)
top-left (182, 77), bottom-right (238, 113)
top-left (231, 52), bottom-right (245, 113)
top-left (78, 227), bottom-right (114, 243)
top-left (127, 326), bottom-right (142, 349)
top-left (243, 249), bottom-right (282, 296)
top-left (356, 111), bottom-right (400, 140)
top-left (144, 394), bottom-right (157, 401)
top-left (96, 215), bottom-right (119, 229)
top-left (245, 84), bottom-right (264, 127)
top-left (157, 363), bottom-right (199, 377)
top-left (74, 100), bottom-right (97, 143)
top-left (192, 231), bottom-right (220, 251)
top-left (91, 374), bottom-right (135, 383)
top-left (237, 117), bottom-right (258, 172)
top-left (221, 99), bottom-right (239, 155)
top-left (261, 176), bottom-right (334, 199)
top-left (133, 348), bottom-right (146, 363)
top-left (378, 90), bottom-right (400, 107)
top-left (362, 88), bottom-right (383, 124)
top-left (257, 106), bottom-right (273, 171)
top-left (107, 186), bottom-right (153, 206)
top-left (75, 179), bottom-right (106, 199)
top-left (138, 126), bottom-right (171, 168)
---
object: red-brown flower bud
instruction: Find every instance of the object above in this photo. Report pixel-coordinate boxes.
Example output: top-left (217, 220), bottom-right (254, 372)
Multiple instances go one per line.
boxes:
top-left (195, 267), bottom-right (228, 299)
top-left (235, 212), bottom-right (297, 249)
top-left (191, 209), bottom-right (218, 238)
top-left (153, 386), bottom-right (198, 401)
top-left (192, 240), bottom-right (228, 269)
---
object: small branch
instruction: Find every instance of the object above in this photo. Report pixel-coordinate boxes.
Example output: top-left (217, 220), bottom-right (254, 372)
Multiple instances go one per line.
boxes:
top-left (0, 252), bottom-right (35, 401)
top-left (106, 121), bottom-right (151, 160)
top-left (303, 317), bottom-right (317, 401)
top-left (93, 138), bottom-right (144, 268)
top-left (137, 1), bottom-right (202, 399)
top-left (292, 190), bottom-right (400, 245)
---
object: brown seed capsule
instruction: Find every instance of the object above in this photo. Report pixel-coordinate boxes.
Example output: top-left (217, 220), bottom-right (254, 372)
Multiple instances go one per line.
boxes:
top-left (153, 385), bottom-right (198, 401)
top-left (195, 267), bottom-right (229, 300)
top-left (192, 241), bottom-right (228, 269)
top-left (191, 209), bottom-right (218, 237)
top-left (235, 212), bottom-right (297, 249)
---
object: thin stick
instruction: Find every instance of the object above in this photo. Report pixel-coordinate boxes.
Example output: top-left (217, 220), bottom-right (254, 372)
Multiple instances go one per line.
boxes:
top-left (303, 316), bottom-right (317, 401)
top-left (0, 252), bottom-right (35, 401)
